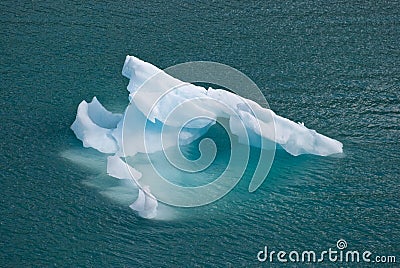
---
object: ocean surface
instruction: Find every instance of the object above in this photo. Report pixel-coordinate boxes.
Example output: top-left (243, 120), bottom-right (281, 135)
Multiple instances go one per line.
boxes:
top-left (1, 0), bottom-right (399, 266)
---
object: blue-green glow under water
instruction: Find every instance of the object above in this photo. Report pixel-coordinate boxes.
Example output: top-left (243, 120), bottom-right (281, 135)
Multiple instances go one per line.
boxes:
top-left (1, 1), bottom-right (399, 266)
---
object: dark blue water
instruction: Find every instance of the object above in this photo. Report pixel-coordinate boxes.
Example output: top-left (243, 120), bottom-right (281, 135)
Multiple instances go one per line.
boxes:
top-left (1, 1), bottom-right (399, 266)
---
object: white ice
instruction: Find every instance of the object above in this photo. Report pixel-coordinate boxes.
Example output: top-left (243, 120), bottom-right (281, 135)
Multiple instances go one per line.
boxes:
top-left (70, 55), bottom-right (343, 219)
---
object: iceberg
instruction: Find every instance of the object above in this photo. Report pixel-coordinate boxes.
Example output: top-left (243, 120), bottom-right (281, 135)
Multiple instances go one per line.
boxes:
top-left (71, 55), bottom-right (343, 219)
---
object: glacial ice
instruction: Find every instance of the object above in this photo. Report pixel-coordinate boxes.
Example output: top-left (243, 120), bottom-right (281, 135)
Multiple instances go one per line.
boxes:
top-left (71, 55), bottom-right (343, 219)
top-left (71, 96), bottom-right (122, 154)
top-left (129, 186), bottom-right (158, 219)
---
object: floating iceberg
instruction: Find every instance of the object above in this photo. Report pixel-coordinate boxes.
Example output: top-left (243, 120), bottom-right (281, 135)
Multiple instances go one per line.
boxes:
top-left (71, 55), bottom-right (343, 219)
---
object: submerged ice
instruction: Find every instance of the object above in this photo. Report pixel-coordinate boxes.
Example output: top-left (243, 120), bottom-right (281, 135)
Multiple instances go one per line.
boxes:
top-left (71, 55), bottom-right (343, 219)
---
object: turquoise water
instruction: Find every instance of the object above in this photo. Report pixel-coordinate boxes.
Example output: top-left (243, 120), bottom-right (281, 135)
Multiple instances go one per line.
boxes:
top-left (1, 1), bottom-right (399, 266)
